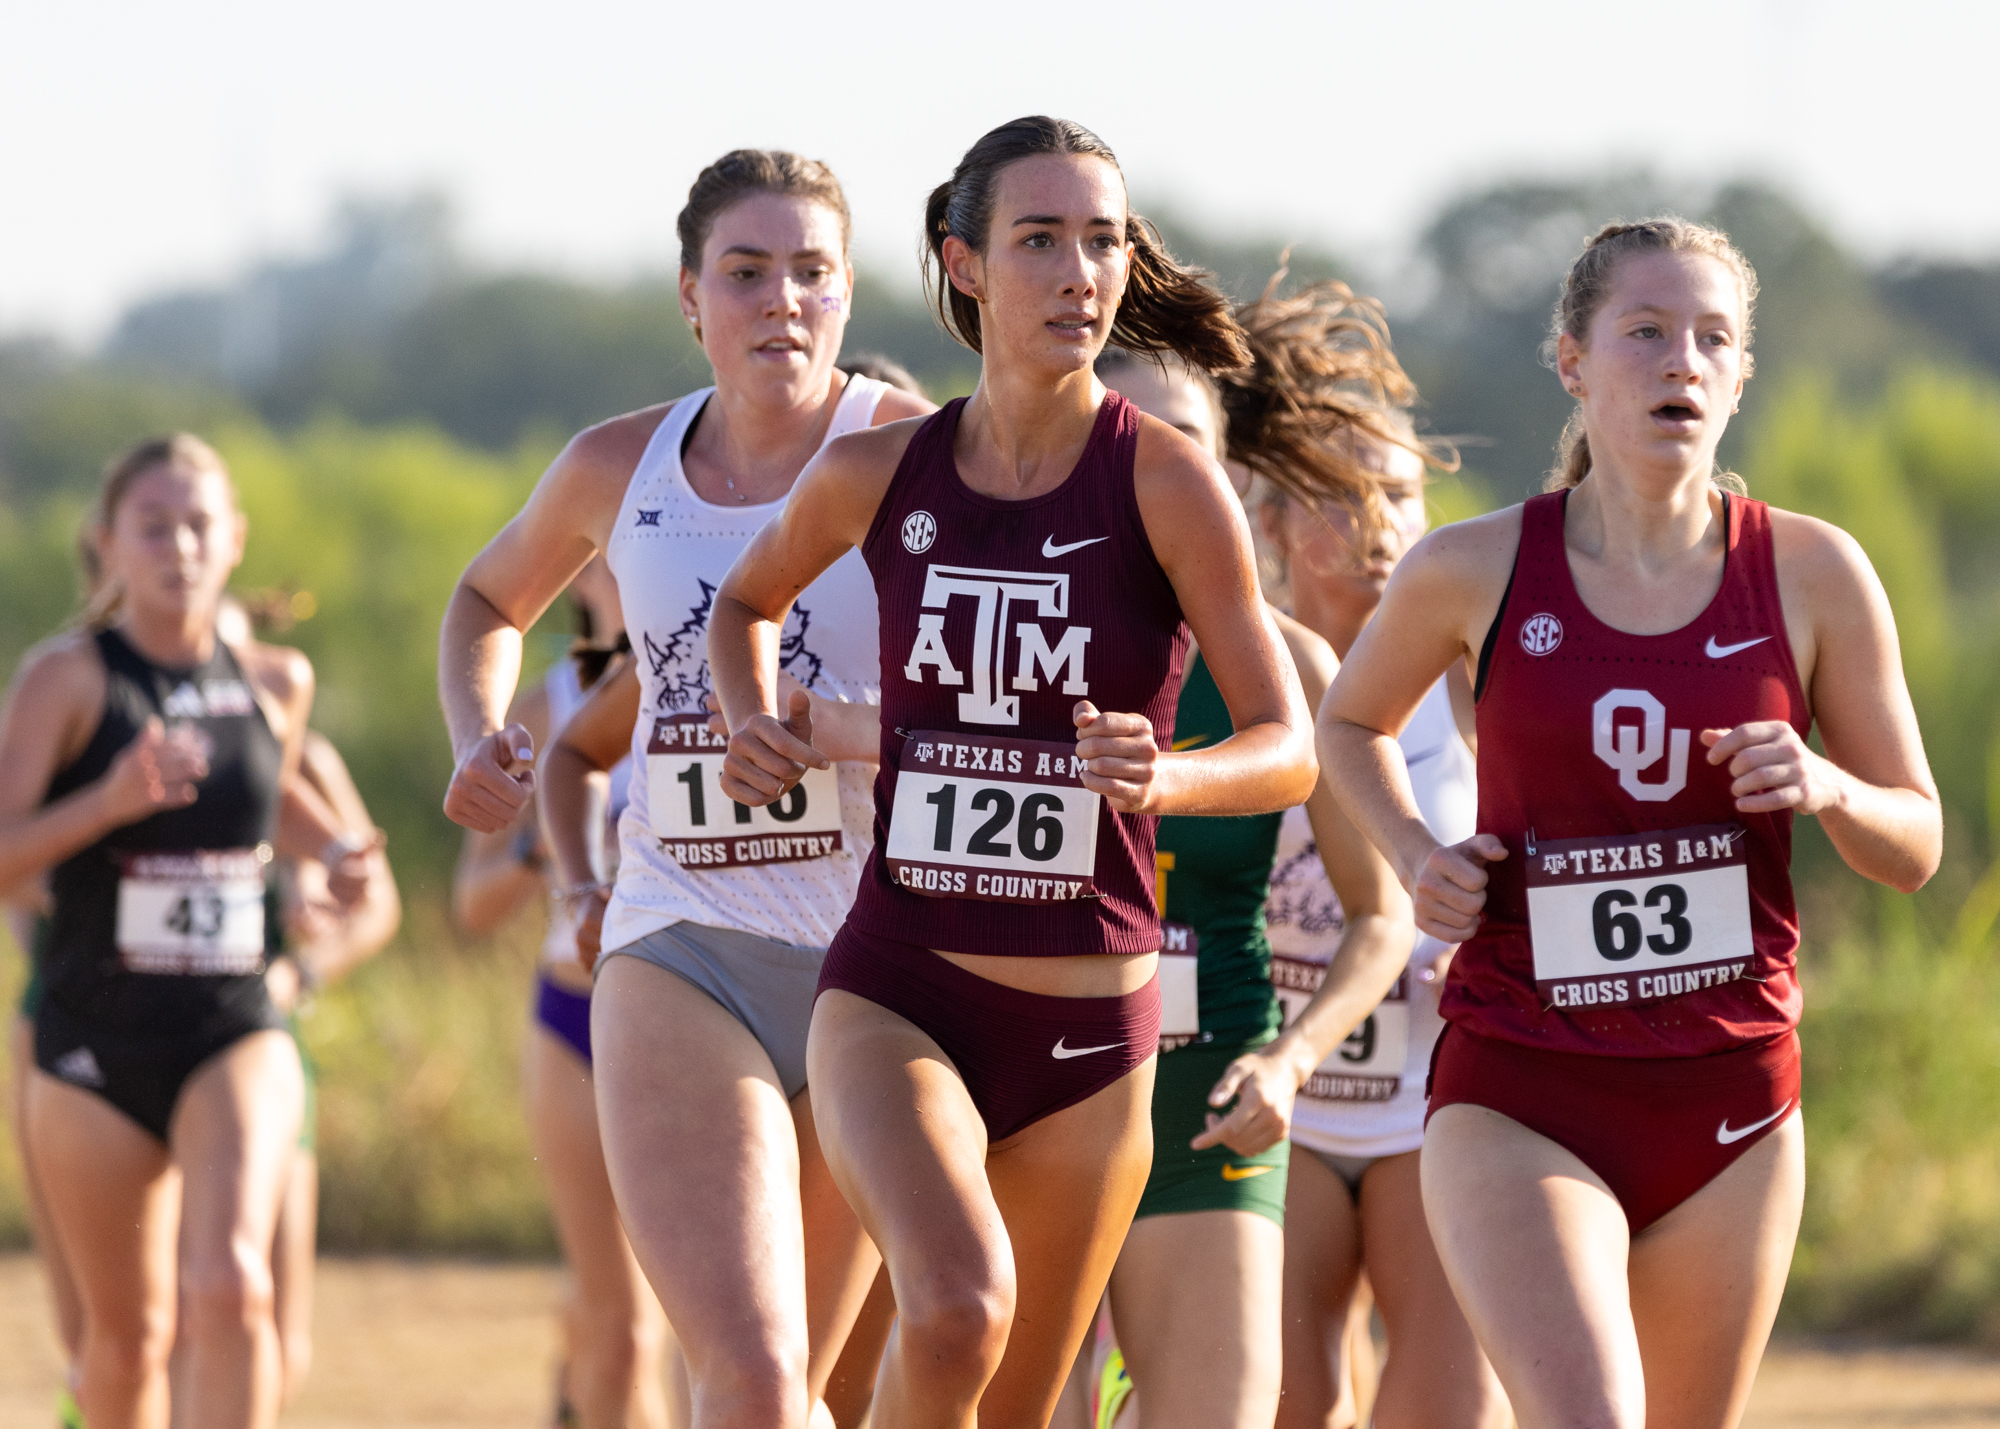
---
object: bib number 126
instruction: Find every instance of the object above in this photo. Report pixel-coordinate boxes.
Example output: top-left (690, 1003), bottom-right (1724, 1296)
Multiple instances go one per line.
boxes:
top-left (885, 730), bottom-right (1101, 904)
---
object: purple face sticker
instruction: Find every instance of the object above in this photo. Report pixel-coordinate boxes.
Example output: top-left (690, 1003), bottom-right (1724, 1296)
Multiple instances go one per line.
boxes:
top-left (820, 295), bottom-right (844, 314)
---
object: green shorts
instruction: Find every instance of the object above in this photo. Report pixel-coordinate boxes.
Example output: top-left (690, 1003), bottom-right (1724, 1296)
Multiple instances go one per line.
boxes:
top-left (1133, 1037), bottom-right (1289, 1226)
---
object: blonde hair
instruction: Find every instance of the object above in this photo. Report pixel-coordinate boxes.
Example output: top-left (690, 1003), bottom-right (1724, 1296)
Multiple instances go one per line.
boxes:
top-left (1543, 217), bottom-right (1758, 492)
top-left (78, 433), bottom-right (234, 628)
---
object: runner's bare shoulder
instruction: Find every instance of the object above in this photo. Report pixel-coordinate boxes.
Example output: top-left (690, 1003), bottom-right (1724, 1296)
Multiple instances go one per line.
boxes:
top-left (541, 401), bottom-right (680, 512)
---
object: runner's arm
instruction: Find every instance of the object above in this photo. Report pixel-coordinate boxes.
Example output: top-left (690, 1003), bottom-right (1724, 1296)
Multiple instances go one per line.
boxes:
top-left (1195, 622), bottom-right (1413, 1155)
top-left (1727, 514), bottom-right (1940, 891)
top-left (0, 637), bottom-right (204, 894)
top-left (454, 686), bottom-right (557, 936)
top-left (440, 413), bottom-right (655, 831)
top-left (288, 731), bottom-right (402, 987)
top-left (540, 663), bottom-right (636, 897)
top-left (1129, 416), bottom-right (1316, 818)
top-left (1320, 513), bottom-right (1517, 942)
top-left (710, 422), bottom-right (912, 806)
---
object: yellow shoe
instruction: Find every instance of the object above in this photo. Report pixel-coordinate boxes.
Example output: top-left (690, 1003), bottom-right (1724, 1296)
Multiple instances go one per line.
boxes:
top-left (58, 1386), bottom-right (85, 1429)
top-left (1094, 1345), bottom-right (1133, 1429)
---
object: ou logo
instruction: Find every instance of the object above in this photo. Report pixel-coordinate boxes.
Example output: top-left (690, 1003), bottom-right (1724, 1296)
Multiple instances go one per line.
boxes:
top-left (1593, 688), bottom-right (1689, 803)
top-left (902, 510), bottom-right (937, 554)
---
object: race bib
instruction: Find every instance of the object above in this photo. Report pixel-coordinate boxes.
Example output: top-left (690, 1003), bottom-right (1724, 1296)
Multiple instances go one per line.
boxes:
top-left (646, 714), bottom-right (843, 869)
top-left (1158, 921), bottom-right (1200, 1049)
top-left (1271, 955), bottom-right (1408, 1103)
top-left (116, 848), bottom-right (269, 975)
top-left (884, 730), bottom-right (1101, 904)
top-left (1525, 823), bottom-right (1754, 1010)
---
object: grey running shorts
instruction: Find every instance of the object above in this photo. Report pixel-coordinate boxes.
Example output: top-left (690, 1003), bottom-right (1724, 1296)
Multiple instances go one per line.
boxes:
top-left (599, 921), bottom-right (824, 1098)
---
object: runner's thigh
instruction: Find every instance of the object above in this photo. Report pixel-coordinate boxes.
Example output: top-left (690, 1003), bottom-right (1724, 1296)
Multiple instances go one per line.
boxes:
top-left (592, 954), bottom-right (807, 1369)
top-left (1421, 1104), bottom-right (1643, 1429)
top-left (1629, 1112), bottom-right (1804, 1429)
top-left (1360, 1149), bottom-right (1506, 1429)
top-left (172, 1030), bottom-right (305, 1284)
top-left (26, 1070), bottom-right (178, 1335)
top-left (1109, 1209), bottom-right (1284, 1429)
top-left (980, 1058), bottom-right (1156, 1429)
top-left (804, 989), bottom-right (1003, 1293)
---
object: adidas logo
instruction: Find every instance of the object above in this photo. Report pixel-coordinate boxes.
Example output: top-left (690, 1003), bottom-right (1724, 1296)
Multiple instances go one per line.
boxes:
top-left (53, 1046), bottom-right (104, 1088)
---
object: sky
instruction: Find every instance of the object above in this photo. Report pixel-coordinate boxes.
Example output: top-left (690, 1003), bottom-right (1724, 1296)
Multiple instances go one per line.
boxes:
top-left (4, 0), bottom-right (1994, 341)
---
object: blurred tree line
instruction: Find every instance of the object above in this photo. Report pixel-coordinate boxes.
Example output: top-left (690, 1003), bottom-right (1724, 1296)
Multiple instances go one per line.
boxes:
top-left (5, 178), bottom-right (2000, 1320)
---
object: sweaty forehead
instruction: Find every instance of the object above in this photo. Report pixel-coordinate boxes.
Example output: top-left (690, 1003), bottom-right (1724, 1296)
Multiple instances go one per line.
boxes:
top-left (1607, 250), bottom-right (1745, 321)
top-left (995, 154), bottom-right (1126, 222)
top-left (704, 191), bottom-right (847, 264)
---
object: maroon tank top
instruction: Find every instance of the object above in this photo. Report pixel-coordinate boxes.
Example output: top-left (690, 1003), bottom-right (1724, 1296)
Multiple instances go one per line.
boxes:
top-left (847, 392), bottom-right (1189, 957)
top-left (1442, 489), bottom-right (1810, 1056)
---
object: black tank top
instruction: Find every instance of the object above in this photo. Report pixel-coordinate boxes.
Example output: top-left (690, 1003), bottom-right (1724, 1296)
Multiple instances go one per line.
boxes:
top-left (42, 628), bottom-right (284, 1033)
top-left (850, 392), bottom-right (1189, 956)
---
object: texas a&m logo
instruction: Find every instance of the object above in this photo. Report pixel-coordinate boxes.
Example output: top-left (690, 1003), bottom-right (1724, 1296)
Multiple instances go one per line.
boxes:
top-left (902, 565), bottom-right (1091, 726)
top-left (1593, 688), bottom-right (1689, 803)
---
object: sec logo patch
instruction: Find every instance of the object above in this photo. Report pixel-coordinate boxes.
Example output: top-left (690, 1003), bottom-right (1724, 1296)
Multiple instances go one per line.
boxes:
top-left (902, 510), bottom-right (937, 554)
top-left (1519, 613), bottom-right (1564, 656)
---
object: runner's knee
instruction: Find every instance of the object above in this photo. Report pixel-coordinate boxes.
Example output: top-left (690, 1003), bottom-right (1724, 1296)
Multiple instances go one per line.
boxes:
top-left (894, 1266), bottom-right (1014, 1385)
top-left (181, 1240), bottom-right (275, 1337)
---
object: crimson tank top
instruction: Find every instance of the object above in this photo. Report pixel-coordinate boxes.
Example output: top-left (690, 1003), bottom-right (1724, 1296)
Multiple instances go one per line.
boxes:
top-left (1443, 489), bottom-right (1810, 1057)
top-left (847, 392), bottom-right (1188, 957)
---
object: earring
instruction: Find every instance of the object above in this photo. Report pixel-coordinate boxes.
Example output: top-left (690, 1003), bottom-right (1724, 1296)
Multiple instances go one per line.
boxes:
top-left (1730, 401), bottom-right (1740, 414)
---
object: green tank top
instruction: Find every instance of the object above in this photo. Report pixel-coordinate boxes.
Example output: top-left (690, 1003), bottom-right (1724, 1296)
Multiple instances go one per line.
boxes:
top-left (1154, 652), bottom-right (1283, 1048)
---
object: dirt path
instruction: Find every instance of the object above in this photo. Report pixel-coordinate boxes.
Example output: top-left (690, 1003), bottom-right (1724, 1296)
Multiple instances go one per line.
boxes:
top-left (5, 1253), bottom-right (2000, 1426)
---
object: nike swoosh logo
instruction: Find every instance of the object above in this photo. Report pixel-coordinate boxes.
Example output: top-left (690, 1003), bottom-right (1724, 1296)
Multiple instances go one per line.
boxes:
top-left (1051, 1037), bottom-right (1124, 1060)
top-left (1170, 734), bottom-right (1209, 751)
top-left (1705, 635), bottom-right (1771, 659)
top-left (1220, 1164), bottom-right (1274, 1181)
top-left (1042, 535), bottom-right (1109, 558)
top-left (1716, 1103), bottom-right (1791, 1144)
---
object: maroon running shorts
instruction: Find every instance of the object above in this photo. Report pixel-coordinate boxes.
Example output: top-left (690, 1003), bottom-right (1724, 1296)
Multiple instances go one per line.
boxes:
top-left (1427, 1024), bottom-right (1800, 1233)
top-left (817, 924), bottom-right (1160, 1142)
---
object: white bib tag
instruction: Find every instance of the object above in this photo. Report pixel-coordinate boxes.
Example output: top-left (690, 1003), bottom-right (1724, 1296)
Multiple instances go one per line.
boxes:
top-left (1271, 955), bottom-right (1408, 1102)
top-left (884, 730), bottom-right (1101, 904)
top-left (116, 848), bottom-right (269, 975)
top-left (646, 714), bottom-right (844, 869)
top-left (1525, 823), bottom-right (1755, 1010)
top-left (1157, 921), bottom-right (1200, 1047)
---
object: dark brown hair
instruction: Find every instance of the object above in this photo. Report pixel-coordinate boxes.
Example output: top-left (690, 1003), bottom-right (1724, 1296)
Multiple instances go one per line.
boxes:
top-left (1223, 273), bottom-right (1455, 535)
top-left (677, 149), bottom-right (851, 273)
top-left (923, 117), bottom-right (1249, 373)
top-left (1542, 217), bottom-right (1758, 491)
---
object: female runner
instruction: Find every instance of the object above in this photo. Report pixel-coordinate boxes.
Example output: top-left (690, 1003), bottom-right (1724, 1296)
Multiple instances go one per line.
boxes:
top-left (1256, 407), bottom-right (1507, 1429)
top-left (708, 116), bottom-right (1316, 1428)
top-left (0, 433), bottom-right (354, 1428)
top-left (439, 149), bottom-right (932, 1429)
top-left (1320, 218), bottom-right (1941, 1429)
top-left (1082, 289), bottom-right (1422, 1429)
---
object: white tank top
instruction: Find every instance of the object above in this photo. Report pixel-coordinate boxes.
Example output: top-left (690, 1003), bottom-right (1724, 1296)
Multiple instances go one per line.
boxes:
top-left (601, 377), bottom-right (887, 952)
top-left (1269, 676), bottom-right (1475, 1158)
top-left (541, 658), bottom-right (632, 964)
